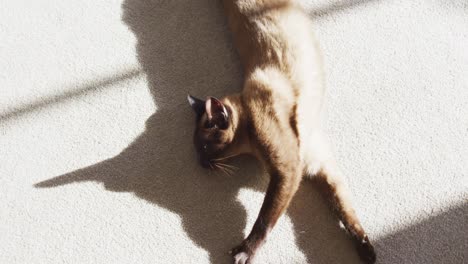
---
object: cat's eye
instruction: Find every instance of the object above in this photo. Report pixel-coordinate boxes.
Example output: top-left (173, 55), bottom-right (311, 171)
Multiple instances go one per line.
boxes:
top-left (203, 144), bottom-right (208, 152)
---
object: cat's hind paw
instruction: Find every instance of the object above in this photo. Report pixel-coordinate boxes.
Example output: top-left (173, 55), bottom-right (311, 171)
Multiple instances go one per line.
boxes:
top-left (356, 235), bottom-right (377, 264)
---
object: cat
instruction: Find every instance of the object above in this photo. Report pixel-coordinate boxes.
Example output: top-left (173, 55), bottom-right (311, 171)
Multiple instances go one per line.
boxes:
top-left (187, 0), bottom-right (376, 263)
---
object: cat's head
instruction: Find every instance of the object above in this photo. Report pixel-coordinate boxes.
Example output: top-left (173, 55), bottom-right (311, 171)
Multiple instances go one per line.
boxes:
top-left (187, 94), bottom-right (241, 169)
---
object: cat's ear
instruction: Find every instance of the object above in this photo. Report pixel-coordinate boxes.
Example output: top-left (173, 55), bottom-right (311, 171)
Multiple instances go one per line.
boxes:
top-left (206, 97), bottom-right (229, 128)
top-left (187, 94), bottom-right (206, 116)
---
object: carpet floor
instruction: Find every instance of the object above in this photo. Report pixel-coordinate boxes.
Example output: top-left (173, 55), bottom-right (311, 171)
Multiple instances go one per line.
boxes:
top-left (1, 0), bottom-right (467, 263)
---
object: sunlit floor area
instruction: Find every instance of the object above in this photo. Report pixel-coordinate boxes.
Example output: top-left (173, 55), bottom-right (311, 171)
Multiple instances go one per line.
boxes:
top-left (1, 0), bottom-right (467, 263)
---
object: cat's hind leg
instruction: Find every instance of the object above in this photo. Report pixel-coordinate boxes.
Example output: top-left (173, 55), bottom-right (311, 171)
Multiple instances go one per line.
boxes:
top-left (313, 160), bottom-right (376, 263)
top-left (302, 136), bottom-right (376, 263)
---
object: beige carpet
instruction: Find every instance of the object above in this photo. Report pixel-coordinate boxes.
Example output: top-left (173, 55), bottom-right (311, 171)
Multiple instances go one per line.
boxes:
top-left (1, 0), bottom-right (467, 263)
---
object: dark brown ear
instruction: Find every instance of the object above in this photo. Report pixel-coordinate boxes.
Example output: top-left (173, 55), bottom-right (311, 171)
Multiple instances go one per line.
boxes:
top-left (187, 94), bottom-right (205, 116)
top-left (206, 97), bottom-right (229, 129)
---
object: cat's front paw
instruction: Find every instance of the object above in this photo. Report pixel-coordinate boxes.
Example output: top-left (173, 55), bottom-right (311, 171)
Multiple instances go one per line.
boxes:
top-left (230, 240), bottom-right (255, 264)
top-left (356, 235), bottom-right (376, 264)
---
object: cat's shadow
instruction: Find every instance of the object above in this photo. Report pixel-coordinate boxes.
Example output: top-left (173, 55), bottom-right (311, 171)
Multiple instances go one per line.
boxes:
top-left (35, 0), bottom-right (361, 263)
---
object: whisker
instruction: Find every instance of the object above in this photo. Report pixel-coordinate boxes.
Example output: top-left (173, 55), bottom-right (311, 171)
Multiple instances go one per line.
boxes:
top-left (205, 163), bottom-right (213, 176)
top-left (220, 167), bottom-right (231, 177)
top-left (212, 163), bottom-right (226, 175)
top-left (215, 162), bottom-right (228, 169)
top-left (216, 163), bottom-right (235, 176)
top-left (214, 163), bottom-right (233, 177)
top-left (211, 154), bottom-right (238, 162)
top-left (216, 162), bottom-right (238, 173)
top-left (223, 168), bottom-right (233, 176)
top-left (220, 163), bottom-right (239, 170)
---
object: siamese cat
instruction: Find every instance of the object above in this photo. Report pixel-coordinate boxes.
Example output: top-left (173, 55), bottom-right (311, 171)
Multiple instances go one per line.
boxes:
top-left (187, 0), bottom-right (376, 263)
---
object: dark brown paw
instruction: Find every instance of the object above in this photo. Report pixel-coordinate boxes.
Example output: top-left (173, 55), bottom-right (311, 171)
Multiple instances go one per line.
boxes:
top-left (230, 240), bottom-right (255, 264)
top-left (356, 235), bottom-right (376, 264)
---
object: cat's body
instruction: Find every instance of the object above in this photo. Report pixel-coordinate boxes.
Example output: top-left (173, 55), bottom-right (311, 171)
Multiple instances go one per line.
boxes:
top-left (188, 1), bottom-right (376, 263)
top-left (225, 0), bottom-right (326, 169)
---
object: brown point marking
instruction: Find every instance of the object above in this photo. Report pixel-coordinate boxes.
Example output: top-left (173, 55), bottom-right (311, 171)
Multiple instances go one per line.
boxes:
top-left (289, 103), bottom-right (298, 136)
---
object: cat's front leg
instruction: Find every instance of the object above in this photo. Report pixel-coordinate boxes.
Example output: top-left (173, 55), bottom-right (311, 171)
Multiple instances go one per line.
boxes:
top-left (231, 164), bottom-right (302, 264)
